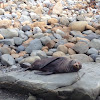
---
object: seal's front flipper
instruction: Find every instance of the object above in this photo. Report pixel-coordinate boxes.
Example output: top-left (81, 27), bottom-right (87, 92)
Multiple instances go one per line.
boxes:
top-left (34, 71), bottom-right (53, 75)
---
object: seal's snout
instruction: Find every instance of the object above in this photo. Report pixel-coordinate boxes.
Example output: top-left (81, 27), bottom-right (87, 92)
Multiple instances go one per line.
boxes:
top-left (73, 62), bottom-right (82, 70)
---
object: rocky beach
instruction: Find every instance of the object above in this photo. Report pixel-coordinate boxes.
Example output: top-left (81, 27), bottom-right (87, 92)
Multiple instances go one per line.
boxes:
top-left (0, 0), bottom-right (100, 100)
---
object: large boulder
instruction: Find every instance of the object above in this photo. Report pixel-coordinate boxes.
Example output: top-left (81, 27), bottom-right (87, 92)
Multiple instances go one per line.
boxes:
top-left (0, 62), bottom-right (100, 100)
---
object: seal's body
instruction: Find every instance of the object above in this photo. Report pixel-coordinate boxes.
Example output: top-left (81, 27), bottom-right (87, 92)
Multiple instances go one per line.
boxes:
top-left (21, 57), bottom-right (82, 75)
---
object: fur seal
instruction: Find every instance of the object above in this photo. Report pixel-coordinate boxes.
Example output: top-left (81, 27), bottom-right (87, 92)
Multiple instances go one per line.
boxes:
top-left (20, 57), bottom-right (82, 75)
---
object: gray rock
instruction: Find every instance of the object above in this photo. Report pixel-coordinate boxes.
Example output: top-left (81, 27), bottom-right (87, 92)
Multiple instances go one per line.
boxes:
top-left (55, 39), bottom-right (67, 48)
top-left (4, 14), bottom-right (12, 19)
top-left (18, 30), bottom-right (28, 41)
top-left (73, 42), bottom-right (89, 54)
top-left (46, 51), bottom-right (53, 56)
top-left (0, 47), bottom-right (11, 54)
top-left (25, 39), bottom-right (43, 53)
top-left (87, 48), bottom-right (98, 55)
top-left (19, 15), bottom-right (32, 23)
top-left (49, 48), bottom-right (57, 52)
top-left (53, 33), bottom-right (62, 40)
top-left (31, 50), bottom-right (47, 58)
top-left (12, 13), bottom-right (17, 18)
top-left (85, 33), bottom-right (99, 40)
top-left (40, 36), bottom-right (51, 45)
top-left (59, 16), bottom-right (69, 26)
top-left (33, 33), bottom-right (44, 39)
top-left (70, 54), bottom-right (93, 63)
top-left (0, 28), bottom-right (18, 38)
top-left (56, 29), bottom-right (66, 38)
top-left (76, 15), bottom-right (85, 21)
top-left (70, 31), bottom-right (83, 37)
top-left (30, 12), bottom-right (40, 20)
top-left (33, 27), bottom-right (42, 34)
top-left (25, 31), bottom-right (33, 37)
top-left (1, 54), bottom-right (15, 66)
top-left (17, 45), bottom-right (25, 52)
top-left (22, 25), bottom-right (31, 32)
top-left (82, 30), bottom-right (94, 35)
top-left (96, 56), bottom-right (100, 63)
top-left (89, 39), bottom-right (100, 50)
top-left (15, 57), bottom-right (23, 63)
top-left (90, 54), bottom-right (98, 62)
top-left (0, 39), bottom-right (14, 45)
top-left (13, 37), bottom-right (23, 45)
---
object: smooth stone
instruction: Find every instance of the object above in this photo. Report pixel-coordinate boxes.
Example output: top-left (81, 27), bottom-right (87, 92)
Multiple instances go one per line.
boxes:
top-left (55, 39), bottom-right (67, 48)
top-left (15, 57), bottom-right (23, 63)
top-left (25, 39), bottom-right (43, 53)
top-left (73, 42), bottom-right (89, 54)
top-left (30, 12), bottom-right (40, 20)
top-left (0, 39), bottom-right (14, 45)
top-left (70, 31), bottom-right (83, 37)
top-left (33, 33), bottom-right (44, 39)
top-left (33, 27), bottom-right (42, 34)
top-left (90, 54), bottom-right (98, 62)
top-left (46, 51), bottom-right (53, 56)
top-left (31, 50), bottom-right (47, 58)
top-left (19, 15), bottom-right (32, 23)
top-left (59, 16), bottom-right (69, 26)
top-left (53, 33), bottom-right (62, 40)
top-left (82, 30), bottom-right (94, 35)
top-left (87, 48), bottom-right (98, 55)
top-left (89, 39), bottom-right (100, 50)
top-left (25, 31), bottom-right (33, 37)
top-left (70, 54), bottom-right (93, 63)
top-left (76, 15), bottom-right (85, 21)
top-left (1, 54), bottom-right (15, 66)
top-left (13, 37), bottom-right (23, 45)
top-left (56, 29), bottom-right (66, 38)
top-left (85, 33), bottom-right (99, 40)
top-left (22, 25), bottom-right (31, 32)
top-left (49, 48), bottom-right (57, 52)
top-left (19, 56), bottom-right (41, 64)
top-left (40, 36), bottom-right (51, 45)
top-left (0, 28), bottom-right (18, 38)
top-left (53, 51), bottom-right (65, 57)
top-left (69, 21), bottom-right (88, 32)
top-left (57, 45), bottom-right (68, 54)
top-left (18, 30), bottom-right (28, 41)
top-left (0, 47), bottom-right (11, 54)
top-left (17, 45), bottom-right (25, 52)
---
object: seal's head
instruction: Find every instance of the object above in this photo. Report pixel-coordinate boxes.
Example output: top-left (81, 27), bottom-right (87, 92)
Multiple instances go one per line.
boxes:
top-left (69, 60), bottom-right (82, 72)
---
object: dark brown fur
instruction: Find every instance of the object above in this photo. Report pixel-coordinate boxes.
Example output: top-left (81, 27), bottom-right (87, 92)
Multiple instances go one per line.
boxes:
top-left (20, 57), bottom-right (82, 75)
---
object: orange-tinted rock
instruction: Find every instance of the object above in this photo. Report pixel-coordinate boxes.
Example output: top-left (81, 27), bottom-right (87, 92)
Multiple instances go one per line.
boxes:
top-left (0, 34), bottom-right (4, 39)
top-left (23, 38), bottom-right (33, 46)
top-left (19, 51), bottom-right (26, 57)
top-left (11, 54), bottom-right (19, 58)
top-left (57, 45), bottom-right (68, 54)
top-left (48, 18), bottom-right (58, 24)
top-left (42, 46), bottom-right (48, 50)
top-left (64, 43), bottom-right (75, 48)
top-left (0, 19), bottom-right (12, 28)
top-left (53, 51), bottom-right (65, 57)
top-left (68, 48), bottom-right (76, 55)
top-left (95, 30), bottom-right (100, 35)
top-left (10, 49), bottom-right (16, 54)
top-left (86, 25), bottom-right (96, 32)
top-left (46, 40), bottom-right (55, 49)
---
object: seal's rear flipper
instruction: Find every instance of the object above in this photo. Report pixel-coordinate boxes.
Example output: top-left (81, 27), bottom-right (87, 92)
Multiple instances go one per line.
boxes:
top-left (34, 71), bottom-right (53, 75)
